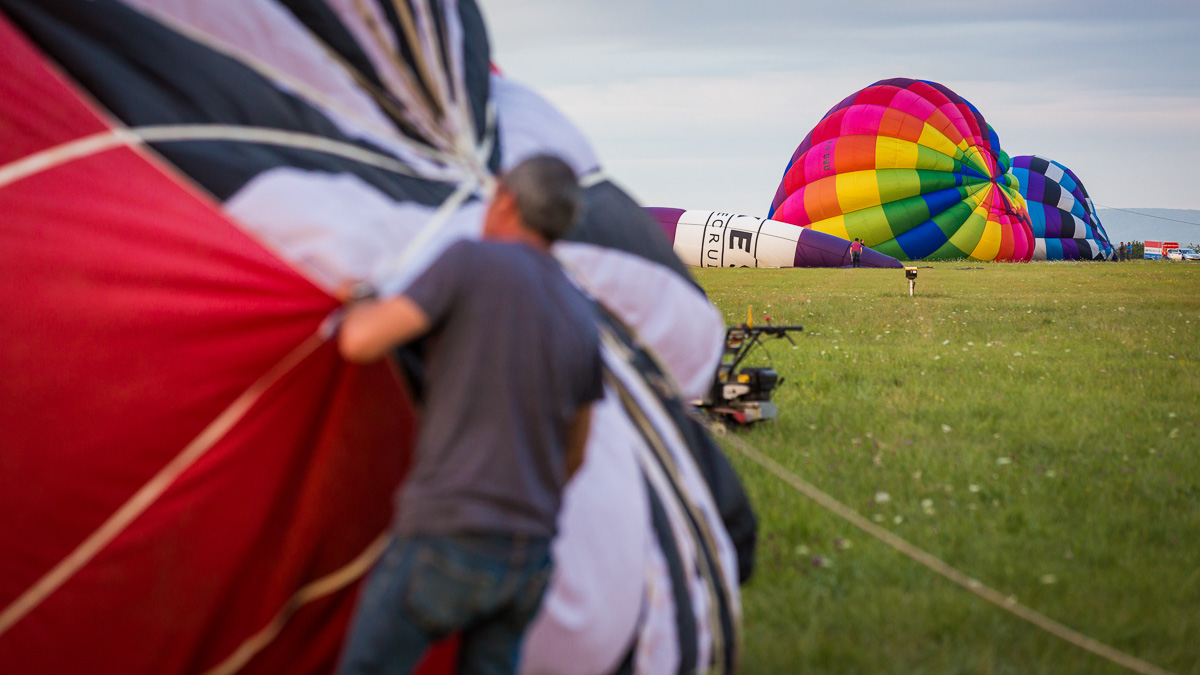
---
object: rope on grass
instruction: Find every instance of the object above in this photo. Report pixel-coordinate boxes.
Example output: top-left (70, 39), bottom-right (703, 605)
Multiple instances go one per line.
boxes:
top-left (721, 433), bottom-right (1174, 675)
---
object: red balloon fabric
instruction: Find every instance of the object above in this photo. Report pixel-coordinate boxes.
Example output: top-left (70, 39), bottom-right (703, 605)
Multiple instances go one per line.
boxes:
top-left (0, 17), bottom-right (414, 673)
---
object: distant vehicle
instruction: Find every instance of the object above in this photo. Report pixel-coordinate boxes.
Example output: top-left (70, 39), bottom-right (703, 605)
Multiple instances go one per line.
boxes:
top-left (1145, 240), bottom-right (1180, 260)
top-left (1166, 248), bottom-right (1200, 261)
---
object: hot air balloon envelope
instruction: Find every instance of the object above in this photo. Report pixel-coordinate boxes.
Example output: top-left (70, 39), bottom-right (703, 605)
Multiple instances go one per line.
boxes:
top-left (769, 78), bottom-right (1033, 262)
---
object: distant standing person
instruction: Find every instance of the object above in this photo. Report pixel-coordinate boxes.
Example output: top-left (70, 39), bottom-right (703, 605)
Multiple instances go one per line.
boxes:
top-left (336, 155), bottom-right (604, 675)
top-left (850, 238), bottom-right (863, 268)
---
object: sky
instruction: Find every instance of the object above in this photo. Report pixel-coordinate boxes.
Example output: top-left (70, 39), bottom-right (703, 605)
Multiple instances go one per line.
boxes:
top-left (476, 0), bottom-right (1200, 217)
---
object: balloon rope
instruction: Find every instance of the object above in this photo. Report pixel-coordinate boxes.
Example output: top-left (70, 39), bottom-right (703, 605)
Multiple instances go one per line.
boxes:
top-left (368, 106), bottom-right (497, 289)
top-left (0, 128), bottom-right (140, 189)
top-left (440, 0), bottom-right (479, 158)
top-left (347, 0), bottom-right (452, 146)
top-left (720, 432), bottom-right (1174, 675)
top-left (0, 330), bottom-right (329, 638)
top-left (388, 0), bottom-right (448, 121)
top-left (201, 532), bottom-right (390, 675)
top-left (0, 125), bottom-right (468, 191)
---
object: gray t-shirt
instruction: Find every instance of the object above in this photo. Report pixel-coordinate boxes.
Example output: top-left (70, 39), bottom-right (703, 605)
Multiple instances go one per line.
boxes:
top-left (393, 239), bottom-right (603, 538)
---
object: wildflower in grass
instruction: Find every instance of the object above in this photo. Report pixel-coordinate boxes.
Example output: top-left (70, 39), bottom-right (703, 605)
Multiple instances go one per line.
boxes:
top-left (1013, 351), bottom-right (1023, 357)
top-left (1169, 412), bottom-right (1177, 418)
top-left (872, 513), bottom-right (885, 523)
top-left (969, 484), bottom-right (980, 493)
top-left (812, 555), bottom-right (829, 568)
top-left (942, 339), bottom-right (950, 345)
top-left (893, 515), bottom-right (904, 524)
top-left (834, 537), bottom-right (852, 551)
top-left (1045, 470), bottom-right (1057, 478)
top-left (1169, 428), bottom-right (1180, 438)
top-left (941, 424), bottom-right (952, 433)
top-left (921, 498), bottom-right (935, 515)
top-left (933, 355), bottom-right (940, 360)
top-left (996, 457), bottom-right (1012, 465)
top-left (794, 544), bottom-right (810, 556)
top-left (1040, 574), bottom-right (1058, 585)
top-left (967, 341), bottom-right (974, 346)
top-left (874, 491), bottom-right (891, 504)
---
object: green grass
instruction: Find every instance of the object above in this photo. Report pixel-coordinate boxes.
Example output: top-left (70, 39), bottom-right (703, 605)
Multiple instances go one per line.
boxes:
top-left (693, 261), bottom-right (1200, 674)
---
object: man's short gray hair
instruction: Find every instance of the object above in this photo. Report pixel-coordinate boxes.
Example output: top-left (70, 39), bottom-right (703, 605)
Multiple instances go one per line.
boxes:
top-left (501, 154), bottom-right (582, 242)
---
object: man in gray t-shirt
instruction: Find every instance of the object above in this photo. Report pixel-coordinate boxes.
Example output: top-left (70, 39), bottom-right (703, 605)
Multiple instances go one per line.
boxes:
top-left (336, 156), bottom-right (603, 675)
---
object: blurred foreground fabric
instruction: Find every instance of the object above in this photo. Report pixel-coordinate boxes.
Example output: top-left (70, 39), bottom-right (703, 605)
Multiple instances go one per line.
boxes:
top-left (0, 2), bottom-right (751, 672)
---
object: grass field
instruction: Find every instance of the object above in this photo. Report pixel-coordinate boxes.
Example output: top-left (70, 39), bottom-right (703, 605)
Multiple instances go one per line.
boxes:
top-left (693, 260), bottom-right (1200, 674)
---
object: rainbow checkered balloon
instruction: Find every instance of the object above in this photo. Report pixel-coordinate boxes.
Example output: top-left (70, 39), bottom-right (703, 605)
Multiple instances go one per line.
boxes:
top-left (769, 78), bottom-right (1034, 262)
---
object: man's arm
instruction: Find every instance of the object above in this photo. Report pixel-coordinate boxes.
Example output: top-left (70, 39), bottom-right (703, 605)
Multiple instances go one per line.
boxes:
top-left (337, 295), bottom-right (431, 363)
top-left (564, 404), bottom-right (592, 479)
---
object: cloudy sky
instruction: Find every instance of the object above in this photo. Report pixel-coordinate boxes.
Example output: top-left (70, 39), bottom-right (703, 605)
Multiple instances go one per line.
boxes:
top-left (477, 0), bottom-right (1200, 216)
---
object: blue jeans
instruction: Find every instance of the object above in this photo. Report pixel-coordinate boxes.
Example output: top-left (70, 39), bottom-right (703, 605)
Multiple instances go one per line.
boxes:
top-left (339, 534), bottom-right (552, 675)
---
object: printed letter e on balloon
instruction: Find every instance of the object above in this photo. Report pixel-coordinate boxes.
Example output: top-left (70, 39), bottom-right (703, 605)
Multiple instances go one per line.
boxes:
top-left (728, 230), bottom-right (753, 253)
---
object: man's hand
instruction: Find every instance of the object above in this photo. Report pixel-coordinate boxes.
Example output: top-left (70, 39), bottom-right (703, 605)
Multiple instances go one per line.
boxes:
top-left (337, 294), bottom-right (431, 363)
